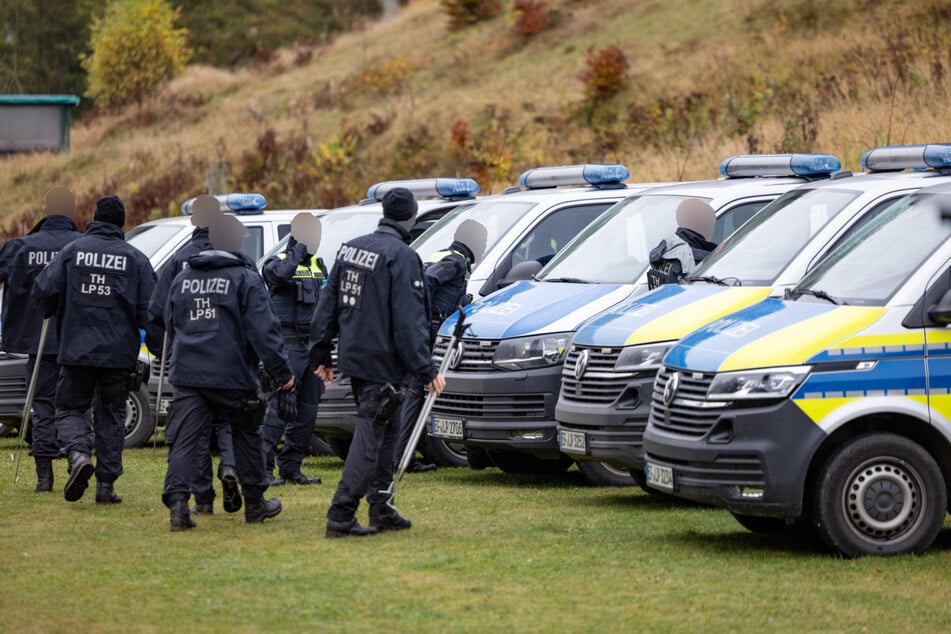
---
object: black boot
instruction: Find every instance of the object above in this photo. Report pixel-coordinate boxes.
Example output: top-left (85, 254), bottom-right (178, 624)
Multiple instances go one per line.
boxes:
top-left (190, 502), bottom-right (213, 515)
top-left (95, 481), bottom-right (122, 504)
top-left (407, 459), bottom-right (437, 474)
top-left (326, 518), bottom-right (379, 538)
top-left (64, 451), bottom-right (94, 502)
top-left (219, 465), bottom-right (242, 513)
top-left (245, 497), bottom-right (282, 523)
top-left (282, 471), bottom-right (322, 485)
top-left (35, 459), bottom-right (53, 493)
top-left (170, 499), bottom-right (196, 532)
top-left (369, 505), bottom-right (412, 532)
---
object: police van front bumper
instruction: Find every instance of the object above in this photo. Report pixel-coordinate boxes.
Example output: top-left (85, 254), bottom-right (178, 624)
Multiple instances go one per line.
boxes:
top-left (555, 373), bottom-right (656, 469)
top-left (642, 398), bottom-right (826, 518)
top-left (430, 365), bottom-right (563, 459)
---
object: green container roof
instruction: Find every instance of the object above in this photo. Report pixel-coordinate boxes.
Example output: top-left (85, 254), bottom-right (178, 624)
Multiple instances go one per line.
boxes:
top-left (0, 94), bottom-right (81, 106)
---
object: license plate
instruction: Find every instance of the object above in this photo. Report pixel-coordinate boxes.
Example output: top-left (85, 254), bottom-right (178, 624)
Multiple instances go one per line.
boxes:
top-left (431, 415), bottom-right (463, 439)
top-left (159, 398), bottom-right (172, 415)
top-left (558, 430), bottom-right (587, 454)
top-left (645, 462), bottom-right (674, 491)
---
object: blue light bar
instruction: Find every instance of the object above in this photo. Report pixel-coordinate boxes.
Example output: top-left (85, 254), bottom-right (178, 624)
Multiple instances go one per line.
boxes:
top-left (518, 164), bottom-right (630, 189)
top-left (861, 144), bottom-right (951, 171)
top-left (719, 153), bottom-right (841, 178)
top-left (181, 193), bottom-right (267, 215)
top-left (368, 178), bottom-right (480, 201)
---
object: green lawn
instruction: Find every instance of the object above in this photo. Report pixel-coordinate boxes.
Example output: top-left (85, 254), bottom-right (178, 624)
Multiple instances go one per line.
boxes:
top-left (2, 439), bottom-right (950, 632)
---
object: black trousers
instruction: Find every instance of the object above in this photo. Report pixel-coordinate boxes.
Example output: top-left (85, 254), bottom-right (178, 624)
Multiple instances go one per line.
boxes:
top-left (261, 343), bottom-right (323, 476)
top-left (189, 418), bottom-right (235, 505)
top-left (54, 365), bottom-right (127, 484)
top-left (162, 386), bottom-right (268, 507)
top-left (395, 379), bottom-right (425, 466)
top-left (27, 354), bottom-right (61, 460)
top-left (327, 378), bottom-right (401, 522)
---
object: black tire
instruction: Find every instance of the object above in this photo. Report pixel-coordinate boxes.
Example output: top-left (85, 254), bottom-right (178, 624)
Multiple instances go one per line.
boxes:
top-left (307, 432), bottom-right (335, 457)
top-left (420, 430), bottom-right (468, 468)
top-left (122, 385), bottom-right (155, 448)
top-left (486, 450), bottom-right (573, 475)
top-left (327, 436), bottom-right (352, 460)
top-left (813, 433), bottom-right (947, 557)
top-left (732, 513), bottom-right (796, 534)
top-left (577, 460), bottom-right (635, 487)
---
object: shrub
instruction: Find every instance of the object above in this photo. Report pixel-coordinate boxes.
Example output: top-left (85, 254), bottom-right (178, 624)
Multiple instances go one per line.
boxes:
top-left (82, 0), bottom-right (190, 109)
top-left (579, 44), bottom-right (629, 104)
top-left (440, 0), bottom-right (504, 31)
top-left (513, 0), bottom-right (551, 37)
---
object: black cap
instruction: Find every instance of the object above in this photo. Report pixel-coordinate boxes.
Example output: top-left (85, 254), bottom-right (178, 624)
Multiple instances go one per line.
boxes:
top-left (94, 195), bottom-right (126, 227)
top-left (382, 187), bottom-right (418, 222)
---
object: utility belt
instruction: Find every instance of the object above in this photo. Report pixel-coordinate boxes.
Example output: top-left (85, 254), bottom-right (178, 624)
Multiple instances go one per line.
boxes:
top-left (281, 323), bottom-right (311, 345)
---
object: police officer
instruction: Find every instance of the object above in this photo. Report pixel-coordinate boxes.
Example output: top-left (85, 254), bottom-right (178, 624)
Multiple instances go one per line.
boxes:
top-left (260, 212), bottom-right (325, 486)
top-left (647, 198), bottom-right (719, 288)
top-left (148, 195), bottom-right (240, 515)
top-left (395, 219), bottom-right (487, 473)
top-left (0, 187), bottom-right (81, 492)
top-left (32, 195), bottom-right (158, 504)
top-left (162, 214), bottom-right (294, 531)
top-left (310, 187), bottom-right (445, 538)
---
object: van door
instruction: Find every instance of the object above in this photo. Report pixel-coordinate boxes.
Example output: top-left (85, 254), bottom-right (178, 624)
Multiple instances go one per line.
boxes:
top-left (920, 262), bottom-right (951, 424)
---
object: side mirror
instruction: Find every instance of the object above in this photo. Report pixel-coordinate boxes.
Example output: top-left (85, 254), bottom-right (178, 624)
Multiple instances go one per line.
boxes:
top-left (497, 260), bottom-right (543, 289)
top-left (928, 289), bottom-right (951, 325)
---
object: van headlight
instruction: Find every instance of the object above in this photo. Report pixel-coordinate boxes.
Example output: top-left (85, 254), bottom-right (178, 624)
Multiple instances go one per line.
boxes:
top-left (614, 343), bottom-right (672, 372)
top-left (707, 366), bottom-right (811, 401)
top-left (493, 333), bottom-right (572, 370)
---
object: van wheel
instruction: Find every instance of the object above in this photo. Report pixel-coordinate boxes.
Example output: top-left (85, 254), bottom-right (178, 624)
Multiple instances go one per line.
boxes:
top-left (420, 431), bottom-right (468, 467)
top-left (486, 450), bottom-right (573, 475)
top-left (123, 386), bottom-right (155, 448)
top-left (813, 433), bottom-right (947, 557)
top-left (307, 433), bottom-right (335, 457)
top-left (577, 460), bottom-right (635, 486)
top-left (326, 436), bottom-right (351, 460)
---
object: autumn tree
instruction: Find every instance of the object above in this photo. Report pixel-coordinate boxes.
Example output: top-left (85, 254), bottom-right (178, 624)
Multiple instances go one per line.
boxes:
top-left (82, 0), bottom-right (190, 108)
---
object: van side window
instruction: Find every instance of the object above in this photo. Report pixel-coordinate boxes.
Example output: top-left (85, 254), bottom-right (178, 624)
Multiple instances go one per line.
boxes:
top-left (903, 265), bottom-right (951, 328)
top-left (278, 224), bottom-right (291, 240)
top-left (241, 226), bottom-right (264, 260)
top-left (710, 201), bottom-right (766, 243)
top-left (510, 203), bottom-right (609, 268)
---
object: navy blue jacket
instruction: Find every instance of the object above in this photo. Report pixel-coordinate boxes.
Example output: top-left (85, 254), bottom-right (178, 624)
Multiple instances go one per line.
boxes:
top-left (425, 240), bottom-right (473, 319)
top-left (0, 215), bottom-right (81, 354)
top-left (32, 221), bottom-right (157, 369)
top-left (148, 226), bottom-right (212, 328)
top-left (261, 239), bottom-right (324, 342)
top-left (309, 218), bottom-right (437, 386)
top-left (165, 250), bottom-right (292, 391)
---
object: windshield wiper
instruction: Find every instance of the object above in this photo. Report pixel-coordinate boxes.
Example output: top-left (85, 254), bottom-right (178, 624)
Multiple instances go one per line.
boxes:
top-left (788, 288), bottom-right (845, 305)
top-left (543, 277), bottom-right (589, 283)
top-left (686, 275), bottom-right (739, 287)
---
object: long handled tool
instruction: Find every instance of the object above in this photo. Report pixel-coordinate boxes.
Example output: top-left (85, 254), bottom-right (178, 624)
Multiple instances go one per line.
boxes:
top-left (13, 318), bottom-right (50, 484)
top-left (152, 330), bottom-right (169, 459)
top-left (381, 309), bottom-right (468, 511)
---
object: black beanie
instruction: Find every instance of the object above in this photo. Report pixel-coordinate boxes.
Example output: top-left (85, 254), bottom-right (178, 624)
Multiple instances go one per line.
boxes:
top-left (382, 187), bottom-right (418, 222)
top-left (94, 195), bottom-right (126, 227)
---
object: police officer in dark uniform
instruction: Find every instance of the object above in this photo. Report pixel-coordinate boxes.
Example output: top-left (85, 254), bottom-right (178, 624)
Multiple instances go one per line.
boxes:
top-left (162, 214), bottom-right (294, 531)
top-left (395, 218), bottom-right (487, 473)
top-left (0, 187), bottom-right (81, 492)
top-left (260, 212), bottom-right (325, 486)
top-left (148, 195), bottom-right (239, 515)
top-left (310, 187), bottom-right (445, 538)
top-left (32, 195), bottom-right (158, 504)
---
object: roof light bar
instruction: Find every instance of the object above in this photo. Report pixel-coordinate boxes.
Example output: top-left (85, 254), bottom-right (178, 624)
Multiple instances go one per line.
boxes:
top-left (518, 164), bottom-right (630, 189)
top-left (719, 153), bottom-right (841, 178)
top-left (368, 178), bottom-right (480, 201)
top-left (861, 144), bottom-right (951, 171)
top-left (181, 193), bottom-right (267, 215)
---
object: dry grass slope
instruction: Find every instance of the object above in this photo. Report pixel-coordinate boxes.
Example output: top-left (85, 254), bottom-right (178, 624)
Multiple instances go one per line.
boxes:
top-left (2, 0), bottom-right (950, 236)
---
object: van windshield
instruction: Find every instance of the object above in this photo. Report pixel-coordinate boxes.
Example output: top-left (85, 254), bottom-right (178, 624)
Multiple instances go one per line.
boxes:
top-left (792, 193), bottom-right (950, 305)
top-left (538, 195), bottom-right (699, 284)
top-left (411, 199), bottom-right (536, 264)
top-left (258, 210), bottom-right (382, 268)
top-left (691, 187), bottom-right (859, 286)
top-left (127, 223), bottom-right (187, 260)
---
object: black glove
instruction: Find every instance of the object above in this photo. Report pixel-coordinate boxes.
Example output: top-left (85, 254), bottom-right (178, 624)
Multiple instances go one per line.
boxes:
top-left (126, 360), bottom-right (150, 392)
top-left (290, 241), bottom-right (309, 264)
top-left (258, 363), bottom-right (283, 395)
top-left (277, 382), bottom-right (299, 421)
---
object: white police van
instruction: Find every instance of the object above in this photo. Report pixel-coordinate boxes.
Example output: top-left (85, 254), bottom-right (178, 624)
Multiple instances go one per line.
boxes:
top-left (428, 154), bottom-right (843, 477)
top-left (314, 164), bottom-right (662, 462)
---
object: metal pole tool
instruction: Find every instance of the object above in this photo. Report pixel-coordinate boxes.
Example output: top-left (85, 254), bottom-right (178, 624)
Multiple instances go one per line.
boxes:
top-left (152, 330), bottom-right (169, 458)
top-left (13, 317), bottom-right (50, 484)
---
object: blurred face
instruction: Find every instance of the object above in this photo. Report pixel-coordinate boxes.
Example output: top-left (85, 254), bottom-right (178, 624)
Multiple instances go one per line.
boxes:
top-left (291, 213), bottom-right (322, 254)
top-left (44, 186), bottom-right (75, 219)
top-left (191, 195), bottom-right (223, 228)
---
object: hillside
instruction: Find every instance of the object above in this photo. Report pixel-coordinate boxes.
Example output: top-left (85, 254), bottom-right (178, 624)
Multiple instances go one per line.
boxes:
top-left (2, 0), bottom-right (950, 236)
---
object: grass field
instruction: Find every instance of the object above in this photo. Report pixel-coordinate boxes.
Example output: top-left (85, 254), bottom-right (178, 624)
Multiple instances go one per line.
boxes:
top-left (2, 438), bottom-right (950, 632)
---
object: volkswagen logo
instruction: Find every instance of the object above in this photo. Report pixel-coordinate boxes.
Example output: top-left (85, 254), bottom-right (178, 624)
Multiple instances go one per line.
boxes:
top-left (448, 342), bottom-right (465, 370)
top-left (574, 349), bottom-right (590, 380)
top-left (663, 371), bottom-right (680, 407)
